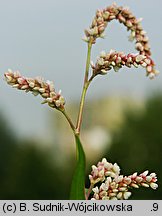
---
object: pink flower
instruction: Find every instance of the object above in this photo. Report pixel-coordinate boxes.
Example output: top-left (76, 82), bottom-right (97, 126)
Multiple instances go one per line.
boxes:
top-left (4, 69), bottom-right (65, 109)
top-left (89, 158), bottom-right (158, 200)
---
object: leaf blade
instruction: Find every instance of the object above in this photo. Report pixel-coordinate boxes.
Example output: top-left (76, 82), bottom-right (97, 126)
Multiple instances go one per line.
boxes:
top-left (70, 135), bottom-right (86, 200)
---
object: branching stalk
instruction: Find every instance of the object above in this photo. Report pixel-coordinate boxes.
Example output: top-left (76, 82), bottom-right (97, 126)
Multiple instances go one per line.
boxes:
top-left (76, 42), bottom-right (92, 134)
top-left (59, 109), bottom-right (76, 133)
top-left (85, 183), bottom-right (94, 200)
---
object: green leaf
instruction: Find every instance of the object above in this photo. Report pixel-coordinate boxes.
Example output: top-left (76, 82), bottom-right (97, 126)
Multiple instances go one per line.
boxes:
top-left (70, 135), bottom-right (86, 200)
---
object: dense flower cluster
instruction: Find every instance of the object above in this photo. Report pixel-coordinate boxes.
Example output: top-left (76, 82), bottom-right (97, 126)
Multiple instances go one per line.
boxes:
top-left (84, 2), bottom-right (151, 57)
top-left (84, 2), bottom-right (159, 79)
top-left (89, 158), bottom-right (158, 200)
top-left (4, 69), bottom-right (65, 109)
top-left (91, 50), bottom-right (159, 79)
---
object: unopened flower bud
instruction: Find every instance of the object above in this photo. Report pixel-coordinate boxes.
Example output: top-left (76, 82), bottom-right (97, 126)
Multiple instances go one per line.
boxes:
top-left (117, 192), bottom-right (123, 199)
top-left (131, 183), bottom-right (139, 188)
top-left (146, 176), bottom-right (152, 182)
top-left (136, 55), bottom-right (145, 62)
top-left (119, 187), bottom-right (127, 192)
top-left (97, 58), bottom-right (105, 66)
top-left (103, 11), bottom-right (110, 20)
top-left (135, 43), bottom-right (144, 51)
top-left (148, 72), bottom-right (155, 79)
top-left (21, 85), bottom-right (28, 90)
top-left (123, 191), bottom-right (131, 200)
top-left (39, 88), bottom-right (46, 93)
top-left (141, 183), bottom-right (149, 188)
top-left (150, 183), bottom-right (158, 190)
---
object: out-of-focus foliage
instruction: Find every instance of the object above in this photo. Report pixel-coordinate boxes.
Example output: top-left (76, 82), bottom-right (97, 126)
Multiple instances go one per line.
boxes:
top-left (0, 113), bottom-right (72, 199)
top-left (0, 114), bottom-right (16, 197)
top-left (0, 94), bottom-right (162, 199)
top-left (103, 94), bottom-right (162, 199)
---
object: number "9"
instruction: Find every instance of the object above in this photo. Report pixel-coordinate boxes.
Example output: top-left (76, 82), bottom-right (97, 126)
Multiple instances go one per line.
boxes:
top-left (152, 203), bottom-right (158, 211)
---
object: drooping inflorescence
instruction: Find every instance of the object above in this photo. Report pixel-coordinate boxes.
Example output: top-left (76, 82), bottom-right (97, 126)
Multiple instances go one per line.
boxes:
top-left (84, 2), bottom-right (159, 79)
top-left (4, 69), bottom-right (65, 109)
top-left (84, 2), bottom-right (151, 56)
top-left (91, 50), bottom-right (159, 79)
top-left (89, 158), bottom-right (158, 200)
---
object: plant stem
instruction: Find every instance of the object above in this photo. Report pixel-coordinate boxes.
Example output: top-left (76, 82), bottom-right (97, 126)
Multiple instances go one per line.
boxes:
top-left (85, 183), bottom-right (94, 200)
top-left (76, 42), bottom-right (92, 134)
top-left (84, 42), bottom-right (92, 83)
top-left (60, 109), bottom-right (76, 133)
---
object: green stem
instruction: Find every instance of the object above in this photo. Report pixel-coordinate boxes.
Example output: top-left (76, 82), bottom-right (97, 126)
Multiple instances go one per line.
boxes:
top-left (76, 42), bottom-right (92, 134)
top-left (84, 42), bottom-right (92, 83)
top-left (59, 109), bottom-right (76, 134)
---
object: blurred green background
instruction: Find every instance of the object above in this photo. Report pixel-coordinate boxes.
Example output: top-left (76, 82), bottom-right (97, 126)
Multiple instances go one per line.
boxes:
top-left (0, 93), bottom-right (161, 199)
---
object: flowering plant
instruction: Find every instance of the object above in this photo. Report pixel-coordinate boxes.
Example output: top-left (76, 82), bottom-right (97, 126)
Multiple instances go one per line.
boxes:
top-left (4, 3), bottom-right (158, 200)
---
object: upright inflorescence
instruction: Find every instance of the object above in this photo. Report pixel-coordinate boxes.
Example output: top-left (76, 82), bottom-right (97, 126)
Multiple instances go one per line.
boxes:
top-left (84, 2), bottom-right (159, 79)
top-left (88, 158), bottom-right (158, 200)
top-left (4, 69), bottom-right (65, 109)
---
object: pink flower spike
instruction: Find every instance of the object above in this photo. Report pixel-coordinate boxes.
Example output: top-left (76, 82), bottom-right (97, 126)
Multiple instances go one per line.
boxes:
top-left (4, 70), bottom-right (65, 110)
top-left (89, 158), bottom-right (158, 200)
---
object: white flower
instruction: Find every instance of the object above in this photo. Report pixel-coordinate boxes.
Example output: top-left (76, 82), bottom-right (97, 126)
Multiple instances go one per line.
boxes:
top-left (39, 88), bottom-right (46, 93)
top-left (124, 177), bottom-right (131, 185)
top-left (13, 71), bottom-right (21, 78)
top-left (150, 173), bottom-right (156, 178)
top-left (102, 158), bottom-right (108, 163)
top-left (104, 161), bottom-right (113, 170)
top-left (141, 183), bottom-right (149, 188)
top-left (129, 31), bottom-right (135, 41)
top-left (103, 11), bottom-right (110, 20)
top-left (117, 192), bottom-right (123, 199)
top-left (46, 98), bottom-right (53, 103)
top-left (135, 42), bottom-right (144, 51)
top-left (47, 80), bottom-right (55, 92)
top-left (154, 69), bottom-right (160, 76)
top-left (28, 81), bottom-right (35, 88)
top-left (115, 175), bottom-right (123, 183)
top-left (142, 170), bottom-right (149, 177)
top-left (100, 183), bottom-right (108, 191)
top-left (113, 163), bottom-right (120, 174)
top-left (131, 183), bottom-right (139, 188)
top-left (150, 183), bottom-right (158, 190)
top-left (100, 51), bottom-right (106, 58)
top-left (21, 85), bottom-right (28, 90)
top-left (123, 191), bottom-right (131, 199)
top-left (148, 73), bottom-right (155, 79)
top-left (97, 58), bottom-right (105, 66)
top-left (8, 69), bottom-right (13, 73)
top-left (92, 186), bottom-right (99, 194)
top-left (105, 171), bottom-right (116, 178)
top-left (59, 96), bottom-right (65, 106)
top-left (146, 66), bottom-right (153, 73)
top-left (5, 75), bottom-right (12, 82)
top-left (135, 176), bottom-right (143, 183)
top-left (132, 172), bottom-right (138, 178)
top-left (17, 77), bottom-right (25, 84)
top-left (98, 167), bottom-right (105, 177)
top-left (119, 187), bottom-right (127, 192)
top-left (146, 176), bottom-right (152, 182)
top-left (136, 55), bottom-right (145, 62)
